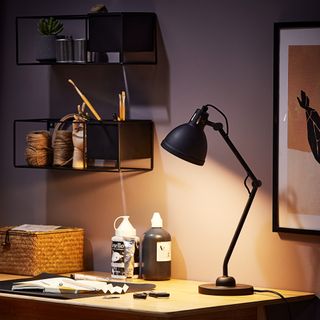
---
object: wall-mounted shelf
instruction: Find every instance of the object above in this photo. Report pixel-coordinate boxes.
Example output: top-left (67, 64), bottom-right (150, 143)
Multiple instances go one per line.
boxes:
top-left (16, 12), bottom-right (157, 65)
top-left (14, 119), bottom-right (154, 172)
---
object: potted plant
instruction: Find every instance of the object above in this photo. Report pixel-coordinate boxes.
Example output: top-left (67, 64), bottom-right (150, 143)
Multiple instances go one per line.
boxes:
top-left (36, 17), bottom-right (64, 62)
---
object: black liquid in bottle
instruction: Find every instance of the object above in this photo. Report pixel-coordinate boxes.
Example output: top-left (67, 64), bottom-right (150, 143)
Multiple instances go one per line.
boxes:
top-left (142, 212), bottom-right (171, 280)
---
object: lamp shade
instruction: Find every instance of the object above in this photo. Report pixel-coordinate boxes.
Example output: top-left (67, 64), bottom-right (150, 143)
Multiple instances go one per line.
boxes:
top-left (161, 122), bottom-right (207, 166)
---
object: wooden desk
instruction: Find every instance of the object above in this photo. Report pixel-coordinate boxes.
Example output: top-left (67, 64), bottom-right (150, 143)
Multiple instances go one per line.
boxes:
top-left (0, 273), bottom-right (315, 320)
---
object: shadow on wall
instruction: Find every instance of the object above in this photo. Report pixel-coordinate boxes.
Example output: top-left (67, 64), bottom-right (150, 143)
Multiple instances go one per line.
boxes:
top-left (45, 21), bottom-right (171, 271)
top-left (48, 64), bottom-right (125, 119)
top-left (256, 217), bottom-right (320, 292)
top-left (44, 136), bottom-right (173, 271)
top-left (48, 19), bottom-right (170, 122)
top-left (123, 22), bottom-right (170, 123)
top-left (171, 236), bottom-right (187, 279)
top-left (278, 232), bottom-right (320, 292)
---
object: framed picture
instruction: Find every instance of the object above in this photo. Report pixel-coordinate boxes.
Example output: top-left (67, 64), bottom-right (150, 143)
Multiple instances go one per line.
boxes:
top-left (273, 21), bottom-right (320, 235)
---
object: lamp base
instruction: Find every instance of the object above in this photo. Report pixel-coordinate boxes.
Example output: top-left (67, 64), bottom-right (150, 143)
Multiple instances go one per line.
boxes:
top-left (198, 283), bottom-right (254, 296)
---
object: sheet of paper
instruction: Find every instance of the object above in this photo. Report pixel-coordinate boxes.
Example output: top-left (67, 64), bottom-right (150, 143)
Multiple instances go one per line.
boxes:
top-left (12, 224), bottom-right (61, 232)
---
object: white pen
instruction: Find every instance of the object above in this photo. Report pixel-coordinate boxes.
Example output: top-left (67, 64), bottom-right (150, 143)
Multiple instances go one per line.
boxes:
top-left (70, 273), bottom-right (110, 282)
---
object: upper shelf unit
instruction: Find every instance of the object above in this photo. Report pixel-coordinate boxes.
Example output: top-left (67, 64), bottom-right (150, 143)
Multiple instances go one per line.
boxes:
top-left (16, 12), bottom-right (157, 65)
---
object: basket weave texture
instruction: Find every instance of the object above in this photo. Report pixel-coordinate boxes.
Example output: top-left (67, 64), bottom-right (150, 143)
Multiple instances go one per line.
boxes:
top-left (0, 227), bottom-right (84, 276)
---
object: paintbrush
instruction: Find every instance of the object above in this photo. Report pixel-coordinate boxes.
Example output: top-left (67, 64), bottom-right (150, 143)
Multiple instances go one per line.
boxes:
top-left (68, 79), bottom-right (102, 121)
top-left (121, 91), bottom-right (126, 121)
top-left (118, 90), bottom-right (126, 121)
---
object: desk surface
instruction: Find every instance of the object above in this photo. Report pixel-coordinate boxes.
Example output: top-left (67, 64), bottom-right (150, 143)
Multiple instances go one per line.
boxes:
top-left (0, 272), bottom-right (315, 320)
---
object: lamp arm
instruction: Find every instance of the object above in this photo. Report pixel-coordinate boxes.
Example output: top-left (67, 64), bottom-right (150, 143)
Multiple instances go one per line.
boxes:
top-left (206, 120), bottom-right (262, 280)
top-left (207, 120), bottom-right (259, 182)
top-left (222, 184), bottom-right (259, 277)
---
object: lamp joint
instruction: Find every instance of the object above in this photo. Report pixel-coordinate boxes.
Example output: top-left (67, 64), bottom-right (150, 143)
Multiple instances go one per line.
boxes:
top-left (207, 120), bottom-right (223, 132)
top-left (252, 179), bottom-right (262, 188)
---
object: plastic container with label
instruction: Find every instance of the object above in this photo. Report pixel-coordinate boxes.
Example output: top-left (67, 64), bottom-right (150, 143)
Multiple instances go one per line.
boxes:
top-left (111, 216), bottom-right (139, 279)
top-left (142, 212), bottom-right (171, 280)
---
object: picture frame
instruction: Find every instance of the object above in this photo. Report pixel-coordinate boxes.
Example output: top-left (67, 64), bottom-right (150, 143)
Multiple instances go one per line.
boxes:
top-left (273, 21), bottom-right (320, 235)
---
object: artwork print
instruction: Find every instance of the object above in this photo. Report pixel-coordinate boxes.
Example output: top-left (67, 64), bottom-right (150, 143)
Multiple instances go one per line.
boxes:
top-left (273, 23), bottom-right (320, 234)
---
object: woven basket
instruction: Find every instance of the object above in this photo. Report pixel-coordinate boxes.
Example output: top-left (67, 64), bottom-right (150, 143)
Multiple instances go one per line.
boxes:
top-left (0, 227), bottom-right (84, 276)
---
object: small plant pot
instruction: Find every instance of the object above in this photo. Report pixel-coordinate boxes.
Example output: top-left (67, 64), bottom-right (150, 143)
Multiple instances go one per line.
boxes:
top-left (36, 35), bottom-right (56, 62)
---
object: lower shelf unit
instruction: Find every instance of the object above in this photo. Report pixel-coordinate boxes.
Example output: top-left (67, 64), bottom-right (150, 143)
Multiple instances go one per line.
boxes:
top-left (14, 119), bottom-right (154, 172)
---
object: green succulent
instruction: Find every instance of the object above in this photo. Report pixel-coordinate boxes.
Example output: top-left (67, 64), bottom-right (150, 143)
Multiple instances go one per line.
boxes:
top-left (38, 17), bottom-right (64, 36)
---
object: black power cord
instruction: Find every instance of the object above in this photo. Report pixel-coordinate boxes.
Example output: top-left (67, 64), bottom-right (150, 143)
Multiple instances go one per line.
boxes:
top-left (254, 289), bottom-right (293, 320)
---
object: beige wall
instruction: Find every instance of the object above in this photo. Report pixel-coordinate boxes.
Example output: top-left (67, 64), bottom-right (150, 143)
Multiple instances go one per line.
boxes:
top-left (0, 0), bottom-right (319, 295)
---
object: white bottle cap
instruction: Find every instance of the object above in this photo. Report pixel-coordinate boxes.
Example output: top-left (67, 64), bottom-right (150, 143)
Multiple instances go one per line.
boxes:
top-left (114, 216), bottom-right (136, 237)
top-left (151, 212), bottom-right (163, 228)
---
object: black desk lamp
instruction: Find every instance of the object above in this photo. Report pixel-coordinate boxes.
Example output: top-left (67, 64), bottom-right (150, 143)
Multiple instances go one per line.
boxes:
top-left (161, 104), bottom-right (262, 296)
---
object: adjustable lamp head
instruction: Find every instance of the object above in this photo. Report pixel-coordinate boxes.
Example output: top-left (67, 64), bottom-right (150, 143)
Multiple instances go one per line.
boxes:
top-left (160, 106), bottom-right (209, 166)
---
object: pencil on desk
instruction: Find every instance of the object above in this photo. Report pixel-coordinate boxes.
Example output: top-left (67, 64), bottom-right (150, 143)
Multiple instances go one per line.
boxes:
top-left (70, 273), bottom-right (110, 282)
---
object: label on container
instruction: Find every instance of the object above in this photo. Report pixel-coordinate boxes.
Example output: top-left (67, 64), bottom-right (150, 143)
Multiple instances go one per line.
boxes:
top-left (111, 240), bottom-right (125, 278)
top-left (111, 238), bottom-right (140, 279)
top-left (156, 241), bottom-right (171, 262)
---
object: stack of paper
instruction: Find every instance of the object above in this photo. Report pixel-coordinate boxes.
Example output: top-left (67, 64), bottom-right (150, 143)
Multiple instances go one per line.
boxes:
top-left (12, 277), bottom-right (129, 294)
